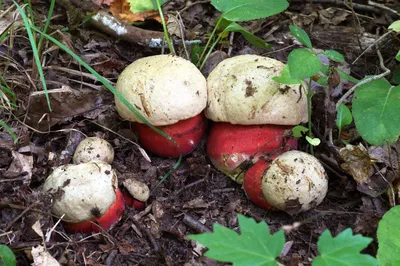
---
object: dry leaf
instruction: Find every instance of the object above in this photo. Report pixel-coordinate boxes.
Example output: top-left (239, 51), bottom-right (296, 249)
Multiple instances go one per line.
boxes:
top-left (6, 151), bottom-right (33, 184)
top-left (31, 246), bottom-right (60, 266)
top-left (31, 220), bottom-right (44, 239)
top-left (109, 0), bottom-right (163, 23)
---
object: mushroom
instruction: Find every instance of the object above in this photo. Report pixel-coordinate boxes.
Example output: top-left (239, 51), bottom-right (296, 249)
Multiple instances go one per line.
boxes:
top-left (205, 55), bottom-right (307, 183)
top-left (122, 178), bottom-right (150, 211)
top-left (254, 150), bottom-right (328, 214)
top-left (43, 161), bottom-right (125, 233)
top-left (115, 54), bottom-right (208, 158)
top-left (72, 137), bottom-right (114, 164)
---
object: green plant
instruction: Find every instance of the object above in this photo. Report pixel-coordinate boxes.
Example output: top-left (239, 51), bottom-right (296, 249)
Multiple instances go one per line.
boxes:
top-left (0, 245), bottom-right (16, 266)
top-left (0, 76), bottom-right (17, 142)
top-left (377, 205), bottom-right (400, 266)
top-left (336, 103), bottom-right (352, 139)
top-left (273, 26), bottom-right (348, 153)
top-left (188, 214), bottom-right (378, 265)
top-left (196, 0), bottom-right (289, 70)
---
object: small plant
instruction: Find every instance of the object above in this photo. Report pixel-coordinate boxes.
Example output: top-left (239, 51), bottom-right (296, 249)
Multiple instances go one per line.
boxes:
top-left (196, 0), bottom-right (289, 70)
top-left (0, 76), bottom-right (17, 142)
top-left (0, 245), bottom-right (16, 266)
top-left (188, 214), bottom-right (378, 265)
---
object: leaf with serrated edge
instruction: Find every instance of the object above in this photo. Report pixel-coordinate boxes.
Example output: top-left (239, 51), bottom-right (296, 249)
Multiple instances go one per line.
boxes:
top-left (188, 214), bottom-right (284, 266)
top-left (211, 0), bottom-right (289, 22)
top-left (288, 48), bottom-right (321, 79)
top-left (313, 228), bottom-right (378, 266)
top-left (377, 206), bottom-right (400, 266)
top-left (289, 25), bottom-right (312, 48)
top-left (353, 79), bottom-right (400, 145)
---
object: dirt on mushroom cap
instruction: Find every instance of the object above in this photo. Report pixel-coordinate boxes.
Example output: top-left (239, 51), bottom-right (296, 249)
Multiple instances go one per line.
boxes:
top-left (261, 150), bottom-right (328, 214)
top-left (205, 54), bottom-right (308, 125)
top-left (42, 161), bottom-right (118, 223)
top-left (115, 54), bottom-right (207, 126)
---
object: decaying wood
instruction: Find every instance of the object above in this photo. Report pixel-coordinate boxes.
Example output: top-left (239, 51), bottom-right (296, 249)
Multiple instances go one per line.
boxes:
top-left (55, 0), bottom-right (164, 47)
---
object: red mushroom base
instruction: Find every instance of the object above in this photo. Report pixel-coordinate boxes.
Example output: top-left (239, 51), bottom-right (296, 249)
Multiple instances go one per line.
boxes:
top-left (207, 122), bottom-right (297, 183)
top-left (243, 158), bottom-right (274, 210)
top-left (122, 191), bottom-right (146, 211)
top-left (63, 189), bottom-right (125, 233)
top-left (132, 113), bottom-right (207, 158)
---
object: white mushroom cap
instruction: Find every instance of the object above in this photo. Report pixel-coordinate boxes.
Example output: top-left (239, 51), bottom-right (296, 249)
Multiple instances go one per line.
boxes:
top-left (115, 55), bottom-right (207, 126)
top-left (42, 161), bottom-right (118, 223)
top-left (73, 137), bottom-right (114, 164)
top-left (123, 178), bottom-right (150, 202)
top-left (205, 55), bottom-right (308, 125)
top-left (261, 151), bottom-right (328, 214)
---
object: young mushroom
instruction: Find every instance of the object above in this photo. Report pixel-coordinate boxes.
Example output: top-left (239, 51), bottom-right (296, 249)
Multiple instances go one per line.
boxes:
top-left (43, 161), bottom-right (125, 233)
top-left (122, 177), bottom-right (150, 211)
top-left (205, 55), bottom-right (307, 183)
top-left (73, 137), bottom-right (114, 164)
top-left (249, 150), bottom-right (328, 214)
top-left (115, 55), bottom-right (208, 158)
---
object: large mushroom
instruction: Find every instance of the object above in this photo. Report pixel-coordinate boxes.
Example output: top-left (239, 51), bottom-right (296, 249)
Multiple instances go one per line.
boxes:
top-left (205, 55), bottom-right (307, 184)
top-left (115, 55), bottom-right (208, 158)
top-left (43, 161), bottom-right (125, 233)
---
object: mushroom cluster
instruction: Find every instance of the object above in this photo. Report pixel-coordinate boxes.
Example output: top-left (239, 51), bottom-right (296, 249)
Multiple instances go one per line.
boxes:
top-left (115, 55), bottom-right (208, 158)
top-left (205, 55), bottom-right (308, 183)
top-left (43, 137), bottom-right (150, 233)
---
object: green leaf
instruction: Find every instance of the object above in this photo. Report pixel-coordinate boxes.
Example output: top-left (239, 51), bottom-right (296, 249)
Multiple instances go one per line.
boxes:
top-left (289, 25), bottom-right (312, 49)
top-left (288, 48), bottom-right (321, 79)
top-left (396, 51), bottom-right (400, 61)
top-left (392, 65), bottom-right (400, 85)
top-left (352, 79), bottom-right (400, 145)
top-left (323, 50), bottom-right (344, 63)
top-left (0, 245), bottom-right (16, 266)
top-left (292, 125), bottom-right (308, 137)
top-left (188, 214), bottom-right (285, 266)
top-left (388, 20), bottom-right (400, 32)
top-left (336, 104), bottom-right (352, 136)
top-left (313, 228), bottom-right (378, 266)
top-left (222, 22), bottom-right (270, 48)
top-left (336, 67), bottom-right (359, 83)
top-left (306, 136), bottom-right (320, 146)
top-left (272, 65), bottom-right (302, 84)
top-left (211, 0), bottom-right (289, 22)
top-left (128, 0), bottom-right (168, 13)
top-left (377, 206), bottom-right (400, 266)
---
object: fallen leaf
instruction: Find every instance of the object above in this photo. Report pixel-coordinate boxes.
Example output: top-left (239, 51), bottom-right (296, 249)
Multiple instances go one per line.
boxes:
top-left (109, 0), bottom-right (163, 23)
top-left (6, 150), bottom-right (33, 184)
top-left (31, 245), bottom-right (60, 266)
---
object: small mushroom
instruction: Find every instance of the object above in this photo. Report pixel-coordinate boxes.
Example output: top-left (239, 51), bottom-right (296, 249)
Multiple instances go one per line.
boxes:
top-left (259, 151), bottom-right (328, 214)
top-left (72, 137), bottom-right (114, 164)
top-left (205, 55), bottom-right (307, 183)
top-left (122, 178), bottom-right (150, 211)
top-left (115, 54), bottom-right (208, 158)
top-left (43, 161), bottom-right (124, 233)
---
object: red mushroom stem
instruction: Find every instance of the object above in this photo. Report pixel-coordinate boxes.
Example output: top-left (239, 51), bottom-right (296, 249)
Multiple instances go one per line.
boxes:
top-left (132, 113), bottom-right (207, 158)
top-left (63, 189), bottom-right (125, 233)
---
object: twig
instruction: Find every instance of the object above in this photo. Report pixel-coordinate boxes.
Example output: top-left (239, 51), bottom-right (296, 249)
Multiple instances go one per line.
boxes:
top-left (211, 188), bottom-right (236, 193)
top-left (336, 48), bottom-right (390, 109)
top-left (182, 213), bottom-right (211, 233)
top-left (174, 178), bottom-right (207, 196)
top-left (3, 202), bottom-right (39, 231)
top-left (368, 0), bottom-right (400, 16)
top-left (351, 30), bottom-right (393, 65)
top-left (179, 0), bottom-right (210, 13)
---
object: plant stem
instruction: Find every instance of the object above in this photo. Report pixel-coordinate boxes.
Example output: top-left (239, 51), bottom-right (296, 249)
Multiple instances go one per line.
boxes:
top-left (197, 17), bottom-right (222, 68)
top-left (199, 35), bottom-right (222, 71)
top-left (155, 0), bottom-right (175, 54)
top-left (302, 79), bottom-right (313, 155)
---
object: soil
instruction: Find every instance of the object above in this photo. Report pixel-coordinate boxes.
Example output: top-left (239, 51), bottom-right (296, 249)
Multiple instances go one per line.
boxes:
top-left (0, 0), bottom-right (399, 265)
